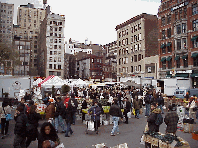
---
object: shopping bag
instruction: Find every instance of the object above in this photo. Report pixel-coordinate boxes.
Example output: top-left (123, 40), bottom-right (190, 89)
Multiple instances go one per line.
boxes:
top-left (127, 112), bottom-right (132, 118)
top-left (132, 108), bottom-right (136, 116)
top-left (56, 143), bottom-right (65, 148)
top-left (87, 121), bottom-right (95, 131)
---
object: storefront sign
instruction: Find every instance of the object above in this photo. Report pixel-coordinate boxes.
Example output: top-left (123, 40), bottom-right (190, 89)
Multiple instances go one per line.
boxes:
top-left (170, 70), bottom-right (192, 74)
top-left (171, 2), bottom-right (188, 11)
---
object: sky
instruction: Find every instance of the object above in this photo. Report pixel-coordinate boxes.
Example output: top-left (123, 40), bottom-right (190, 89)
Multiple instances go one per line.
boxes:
top-left (2, 0), bottom-right (161, 45)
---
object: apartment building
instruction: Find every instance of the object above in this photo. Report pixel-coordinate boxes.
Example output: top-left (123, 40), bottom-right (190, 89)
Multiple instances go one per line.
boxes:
top-left (104, 41), bottom-right (117, 81)
top-left (65, 43), bottom-right (92, 55)
top-left (13, 36), bottom-right (31, 76)
top-left (116, 13), bottom-right (158, 82)
top-left (158, 0), bottom-right (198, 88)
top-left (39, 12), bottom-right (65, 78)
top-left (0, 2), bottom-right (14, 43)
top-left (15, 3), bottom-right (46, 76)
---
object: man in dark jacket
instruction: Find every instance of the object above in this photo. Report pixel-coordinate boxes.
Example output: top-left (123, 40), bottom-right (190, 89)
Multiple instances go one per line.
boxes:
top-left (68, 93), bottom-right (78, 125)
top-left (109, 99), bottom-right (123, 136)
top-left (88, 100), bottom-right (101, 134)
top-left (64, 102), bottom-right (74, 137)
top-left (13, 104), bottom-right (28, 148)
top-left (54, 97), bottom-right (66, 133)
top-left (164, 105), bottom-right (179, 134)
top-left (144, 91), bottom-right (154, 117)
top-left (147, 102), bottom-right (162, 133)
top-left (123, 97), bottom-right (131, 124)
top-left (133, 95), bottom-right (142, 119)
top-left (81, 98), bottom-right (87, 122)
top-left (157, 92), bottom-right (164, 114)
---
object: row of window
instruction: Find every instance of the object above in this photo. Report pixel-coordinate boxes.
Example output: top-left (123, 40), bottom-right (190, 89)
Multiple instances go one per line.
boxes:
top-left (49, 33), bottom-right (62, 37)
top-left (50, 21), bottom-right (63, 26)
top-left (49, 57), bottom-right (62, 62)
top-left (50, 39), bottom-right (62, 43)
top-left (118, 23), bottom-right (141, 38)
top-left (50, 26), bottom-right (62, 32)
top-left (118, 65), bottom-right (141, 73)
top-left (118, 54), bottom-right (143, 65)
top-left (118, 44), bottom-right (142, 56)
top-left (49, 64), bottom-right (62, 69)
top-left (50, 51), bottom-right (62, 55)
top-left (118, 33), bottom-right (142, 46)
top-left (1, 5), bottom-right (12, 9)
top-left (49, 45), bottom-right (62, 49)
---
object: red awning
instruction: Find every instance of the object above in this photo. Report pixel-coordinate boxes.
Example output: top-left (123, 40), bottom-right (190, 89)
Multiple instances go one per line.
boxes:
top-left (38, 75), bottom-right (55, 87)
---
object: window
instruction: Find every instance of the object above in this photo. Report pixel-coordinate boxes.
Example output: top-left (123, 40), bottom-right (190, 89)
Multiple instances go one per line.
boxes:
top-left (193, 38), bottom-right (198, 48)
top-left (134, 55), bottom-right (137, 62)
top-left (138, 54), bottom-right (141, 61)
top-left (54, 51), bottom-right (57, 55)
top-left (59, 27), bottom-right (62, 31)
top-left (54, 45), bottom-right (57, 49)
top-left (192, 4), bottom-right (198, 15)
top-left (161, 17), bottom-right (165, 26)
top-left (54, 64), bottom-right (56, 69)
top-left (192, 20), bottom-right (198, 31)
top-left (138, 65), bottom-right (141, 71)
top-left (184, 7), bottom-right (187, 18)
top-left (58, 65), bottom-right (61, 69)
top-left (167, 14), bottom-right (171, 24)
top-left (49, 64), bottom-right (52, 69)
top-left (162, 60), bottom-right (166, 70)
top-left (175, 11), bottom-right (178, 21)
top-left (139, 33), bottom-right (141, 40)
top-left (167, 28), bottom-right (171, 38)
top-left (134, 66), bottom-right (137, 72)
top-left (131, 36), bottom-right (133, 43)
top-left (131, 66), bottom-right (133, 72)
top-left (162, 30), bottom-right (166, 39)
top-left (176, 57), bottom-right (180, 68)
top-left (54, 39), bottom-right (57, 43)
top-left (131, 56), bottom-right (133, 62)
top-left (182, 38), bottom-right (187, 49)
top-left (183, 57), bottom-right (188, 68)
top-left (177, 39), bottom-right (181, 50)
top-left (182, 23), bottom-right (186, 33)
top-left (168, 59), bottom-right (172, 69)
top-left (176, 24), bottom-right (181, 34)
top-left (193, 57), bottom-right (198, 66)
top-left (55, 28), bottom-right (57, 31)
top-left (179, 9), bottom-right (182, 19)
top-left (50, 51), bottom-right (52, 55)
top-left (167, 43), bottom-right (172, 53)
top-left (59, 39), bottom-right (61, 43)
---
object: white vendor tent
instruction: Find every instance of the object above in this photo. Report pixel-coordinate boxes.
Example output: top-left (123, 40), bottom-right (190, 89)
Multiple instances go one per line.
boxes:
top-left (33, 78), bottom-right (43, 86)
top-left (41, 76), bottom-right (66, 88)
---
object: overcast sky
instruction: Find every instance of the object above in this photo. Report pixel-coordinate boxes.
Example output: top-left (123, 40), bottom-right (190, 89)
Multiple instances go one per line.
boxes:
top-left (2, 0), bottom-right (161, 45)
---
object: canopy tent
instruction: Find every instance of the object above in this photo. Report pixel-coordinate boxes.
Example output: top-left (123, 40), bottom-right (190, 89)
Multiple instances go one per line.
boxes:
top-left (33, 78), bottom-right (43, 86)
top-left (41, 76), bottom-right (67, 88)
top-left (69, 78), bottom-right (89, 87)
top-left (38, 75), bottom-right (55, 87)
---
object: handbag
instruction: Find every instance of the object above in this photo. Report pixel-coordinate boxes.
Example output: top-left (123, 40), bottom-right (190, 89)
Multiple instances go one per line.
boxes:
top-left (3, 107), bottom-right (13, 121)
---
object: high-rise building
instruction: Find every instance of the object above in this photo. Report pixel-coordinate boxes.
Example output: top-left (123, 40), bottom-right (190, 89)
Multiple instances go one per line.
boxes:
top-left (158, 0), bottom-right (198, 88)
top-left (116, 13), bottom-right (159, 81)
top-left (0, 2), bottom-right (14, 43)
top-left (38, 11), bottom-right (65, 78)
top-left (15, 3), bottom-right (46, 76)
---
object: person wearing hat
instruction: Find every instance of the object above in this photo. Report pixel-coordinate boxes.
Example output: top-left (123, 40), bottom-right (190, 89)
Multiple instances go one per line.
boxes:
top-left (88, 100), bottom-right (102, 134)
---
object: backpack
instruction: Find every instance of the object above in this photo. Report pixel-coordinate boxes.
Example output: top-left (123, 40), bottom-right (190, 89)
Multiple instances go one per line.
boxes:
top-left (155, 113), bottom-right (163, 125)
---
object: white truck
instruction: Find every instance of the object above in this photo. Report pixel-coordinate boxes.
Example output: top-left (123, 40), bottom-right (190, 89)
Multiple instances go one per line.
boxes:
top-left (0, 75), bottom-right (34, 99)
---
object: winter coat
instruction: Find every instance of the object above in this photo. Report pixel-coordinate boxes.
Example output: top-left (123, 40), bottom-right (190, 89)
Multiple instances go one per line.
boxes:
top-left (157, 96), bottom-right (164, 106)
top-left (0, 105), bottom-right (12, 119)
top-left (55, 101), bottom-right (65, 118)
top-left (133, 99), bottom-right (142, 110)
top-left (88, 105), bottom-right (101, 121)
top-left (26, 112), bottom-right (41, 140)
top-left (144, 94), bottom-right (154, 104)
top-left (109, 104), bottom-right (122, 117)
top-left (164, 111), bottom-right (179, 133)
top-left (82, 100), bottom-right (87, 109)
top-left (14, 112), bottom-right (28, 137)
top-left (68, 97), bottom-right (78, 112)
top-left (147, 108), bottom-right (162, 132)
top-left (45, 103), bottom-right (55, 119)
top-left (64, 104), bottom-right (73, 124)
top-left (124, 101), bottom-right (131, 112)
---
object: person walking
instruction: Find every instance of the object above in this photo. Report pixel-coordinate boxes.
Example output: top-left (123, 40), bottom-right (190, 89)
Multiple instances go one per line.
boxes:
top-left (133, 95), bottom-right (142, 119)
top-left (0, 100), bottom-right (12, 139)
top-left (64, 101), bottom-right (74, 137)
top-left (13, 104), bottom-right (28, 148)
top-left (81, 98), bottom-right (87, 122)
top-left (45, 99), bottom-right (55, 126)
top-left (109, 99), bottom-right (123, 136)
top-left (123, 97), bottom-right (131, 124)
top-left (157, 92), bottom-right (164, 114)
top-left (54, 97), bottom-right (66, 133)
top-left (26, 105), bottom-right (42, 147)
top-left (88, 100), bottom-right (101, 134)
top-left (164, 105), bottom-right (179, 135)
top-left (144, 91), bottom-right (154, 117)
top-left (68, 93), bottom-right (78, 125)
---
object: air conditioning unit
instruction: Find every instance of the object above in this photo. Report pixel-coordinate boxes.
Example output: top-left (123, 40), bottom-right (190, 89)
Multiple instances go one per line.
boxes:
top-left (148, 67), bottom-right (151, 73)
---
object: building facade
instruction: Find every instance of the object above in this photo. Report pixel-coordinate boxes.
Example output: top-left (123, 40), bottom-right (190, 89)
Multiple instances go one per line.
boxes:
top-left (15, 3), bottom-right (46, 76)
top-left (158, 0), bottom-right (198, 88)
top-left (65, 43), bottom-right (92, 55)
top-left (116, 13), bottom-right (158, 81)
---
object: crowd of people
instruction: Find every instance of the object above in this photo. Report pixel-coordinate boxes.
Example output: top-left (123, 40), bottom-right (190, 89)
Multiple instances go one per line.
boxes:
top-left (0, 85), bottom-right (197, 148)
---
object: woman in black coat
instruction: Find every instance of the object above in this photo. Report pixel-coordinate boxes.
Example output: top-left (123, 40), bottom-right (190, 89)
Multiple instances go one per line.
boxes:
top-left (26, 105), bottom-right (41, 147)
top-left (38, 122), bottom-right (60, 148)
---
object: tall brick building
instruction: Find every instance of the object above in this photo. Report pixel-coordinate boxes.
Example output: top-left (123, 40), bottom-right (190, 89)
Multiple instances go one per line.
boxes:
top-left (158, 0), bottom-right (198, 88)
top-left (116, 13), bottom-right (159, 81)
